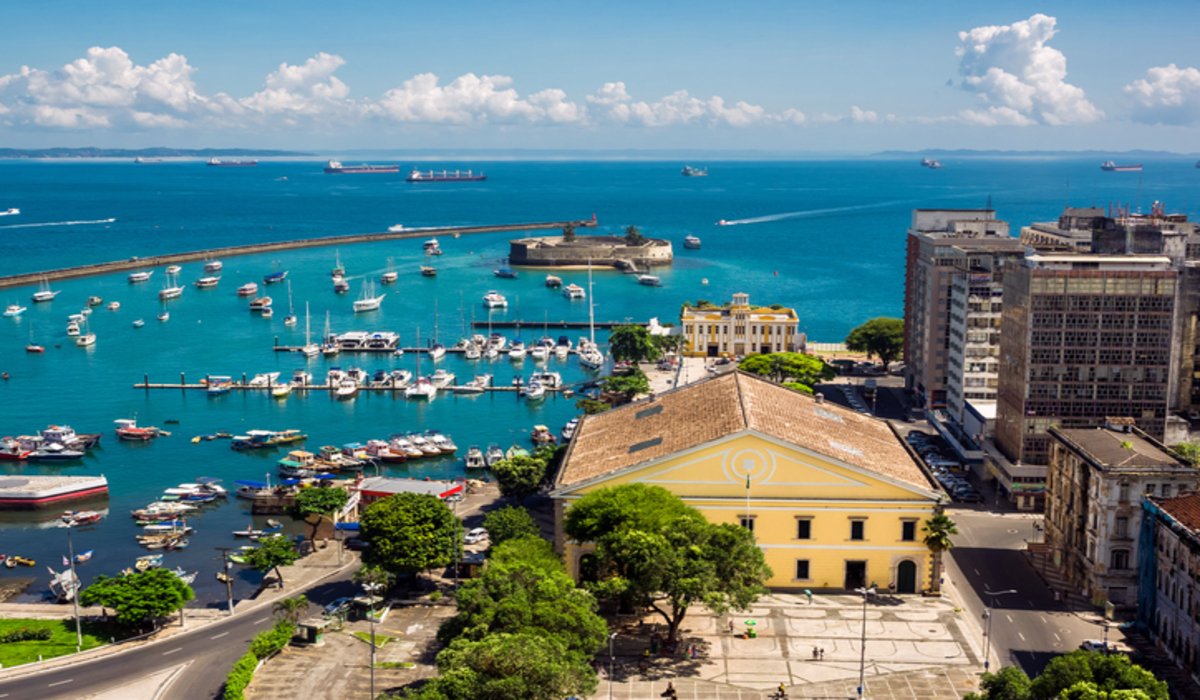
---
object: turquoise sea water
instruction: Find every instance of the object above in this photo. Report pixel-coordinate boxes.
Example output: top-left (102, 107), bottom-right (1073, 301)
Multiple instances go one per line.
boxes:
top-left (0, 158), bottom-right (1196, 603)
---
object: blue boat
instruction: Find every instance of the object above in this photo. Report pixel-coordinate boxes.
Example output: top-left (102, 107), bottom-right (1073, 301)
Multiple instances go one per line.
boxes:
top-left (493, 268), bottom-right (517, 279)
top-left (263, 270), bottom-right (288, 285)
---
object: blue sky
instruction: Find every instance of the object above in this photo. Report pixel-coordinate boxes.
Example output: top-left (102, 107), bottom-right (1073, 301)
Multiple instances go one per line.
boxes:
top-left (2, 1), bottom-right (1199, 152)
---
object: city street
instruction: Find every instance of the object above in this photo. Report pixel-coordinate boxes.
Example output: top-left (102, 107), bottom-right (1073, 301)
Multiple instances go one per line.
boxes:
top-left (944, 507), bottom-right (1116, 676)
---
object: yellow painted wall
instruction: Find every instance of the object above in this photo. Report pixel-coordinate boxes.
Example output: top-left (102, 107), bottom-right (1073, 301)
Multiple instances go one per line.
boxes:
top-left (558, 433), bottom-right (937, 591)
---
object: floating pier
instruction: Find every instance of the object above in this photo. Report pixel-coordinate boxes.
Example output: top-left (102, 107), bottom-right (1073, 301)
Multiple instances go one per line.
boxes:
top-left (0, 218), bottom-right (597, 290)
top-left (470, 320), bottom-right (642, 330)
top-left (133, 374), bottom-right (578, 396)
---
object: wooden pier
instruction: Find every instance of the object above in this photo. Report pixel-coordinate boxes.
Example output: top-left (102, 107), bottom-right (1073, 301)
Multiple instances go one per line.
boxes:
top-left (133, 375), bottom-right (577, 396)
top-left (0, 217), bottom-right (597, 290)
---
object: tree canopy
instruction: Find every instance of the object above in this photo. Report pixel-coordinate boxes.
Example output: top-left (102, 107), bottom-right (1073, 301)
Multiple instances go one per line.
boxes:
top-left (360, 492), bottom-right (460, 575)
top-left (292, 486), bottom-right (350, 539)
top-left (623, 224), bottom-right (645, 245)
top-left (437, 536), bottom-right (607, 656)
top-left (608, 324), bottom-right (659, 363)
top-left (272, 594), bottom-right (309, 625)
top-left (966, 650), bottom-right (1167, 700)
top-left (491, 454), bottom-right (550, 502)
top-left (738, 352), bottom-right (834, 392)
top-left (845, 317), bottom-right (904, 368)
top-left (246, 535), bottom-right (301, 588)
top-left (601, 369), bottom-right (650, 405)
top-left (403, 632), bottom-right (598, 700)
top-left (79, 568), bottom-right (194, 629)
top-left (564, 484), bottom-right (771, 642)
top-left (575, 397), bottom-right (611, 415)
top-left (482, 506), bottom-right (541, 546)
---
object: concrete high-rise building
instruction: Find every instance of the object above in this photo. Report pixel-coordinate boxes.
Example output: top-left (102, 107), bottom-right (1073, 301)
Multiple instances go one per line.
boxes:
top-left (903, 209), bottom-right (1018, 410)
top-left (995, 252), bottom-right (1178, 471)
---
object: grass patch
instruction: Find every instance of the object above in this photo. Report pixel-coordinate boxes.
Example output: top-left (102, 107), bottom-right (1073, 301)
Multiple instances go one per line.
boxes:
top-left (350, 631), bottom-right (393, 648)
top-left (375, 661), bottom-right (416, 669)
top-left (0, 619), bottom-right (113, 667)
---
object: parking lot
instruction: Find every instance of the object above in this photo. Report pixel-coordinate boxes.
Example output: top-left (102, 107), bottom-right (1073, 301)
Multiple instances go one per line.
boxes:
top-left (903, 431), bottom-right (983, 504)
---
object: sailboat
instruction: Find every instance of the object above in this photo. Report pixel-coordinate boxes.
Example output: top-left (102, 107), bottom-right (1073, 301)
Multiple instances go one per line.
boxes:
top-left (353, 280), bottom-right (385, 313)
top-left (405, 327), bottom-right (438, 400)
top-left (283, 281), bottom-right (298, 326)
top-left (381, 257), bottom-right (398, 285)
top-left (31, 277), bottom-right (59, 303)
top-left (429, 298), bottom-right (445, 360)
top-left (331, 250), bottom-right (345, 278)
top-left (158, 270), bottom-right (184, 301)
top-left (26, 329), bottom-right (44, 353)
top-left (301, 303), bottom-right (320, 357)
top-left (75, 318), bottom-right (96, 347)
top-left (579, 260), bottom-right (605, 370)
top-left (322, 310), bottom-right (339, 356)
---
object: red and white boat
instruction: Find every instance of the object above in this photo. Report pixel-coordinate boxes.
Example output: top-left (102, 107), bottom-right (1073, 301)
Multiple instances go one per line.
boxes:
top-left (114, 418), bottom-right (159, 441)
top-left (61, 510), bottom-right (104, 525)
top-left (0, 438), bottom-right (32, 461)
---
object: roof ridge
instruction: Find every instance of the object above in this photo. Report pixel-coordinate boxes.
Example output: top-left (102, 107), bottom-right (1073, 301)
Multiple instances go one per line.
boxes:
top-left (734, 371), bottom-right (750, 430)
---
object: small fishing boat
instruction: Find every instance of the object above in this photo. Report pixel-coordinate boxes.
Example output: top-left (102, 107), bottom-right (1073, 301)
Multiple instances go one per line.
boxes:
top-left (237, 282), bottom-right (258, 297)
top-left (420, 265), bottom-right (437, 277)
top-left (545, 275), bottom-right (563, 288)
top-left (249, 296), bottom-right (273, 311)
top-left (61, 510), bottom-right (104, 526)
top-left (128, 270), bottom-right (153, 283)
top-left (4, 304), bottom-right (26, 317)
top-left (115, 418), bottom-right (160, 441)
top-left (166, 265), bottom-right (182, 275)
top-left (204, 260), bottom-right (223, 273)
top-left (381, 258), bottom-right (399, 285)
top-left (485, 444), bottom-right (505, 467)
top-left (87, 296), bottom-right (103, 307)
top-left (106, 301), bottom-right (120, 311)
top-left (494, 267), bottom-right (517, 279)
top-left (530, 424), bottom-right (556, 444)
top-left (195, 276), bottom-right (220, 289)
top-left (263, 269), bottom-right (288, 285)
top-left (6, 555), bottom-right (35, 568)
top-left (637, 274), bottom-right (662, 287)
top-left (683, 235), bottom-right (701, 250)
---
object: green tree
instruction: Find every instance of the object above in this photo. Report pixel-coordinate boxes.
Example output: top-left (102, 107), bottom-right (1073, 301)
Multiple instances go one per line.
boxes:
top-left (602, 370), bottom-right (650, 405)
top-left (271, 594), bottom-right (309, 625)
top-left (246, 535), bottom-right (301, 589)
top-left (575, 397), bottom-right (611, 415)
top-left (437, 536), bottom-right (607, 655)
top-left (1028, 651), bottom-right (1167, 700)
top-left (406, 632), bottom-right (597, 700)
top-left (968, 666), bottom-right (1033, 700)
top-left (608, 324), bottom-right (659, 363)
top-left (562, 223), bottom-right (576, 242)
top-left (360, 493), bottom-right (460, 575)
top-left (623, 224), bottom-right (645, 245)
top-left (353, 563), bottom-right (397, 592)
top-left (491, 455), bottom-right (550, 502)
top-left (738, 352), bottom-right (834, 390)
top-left (292, 486), bottom-right (349, 540)
top-left (482, 506), bottom-right (540, 546)
top-left (922, 512), bottom-right (958, 595)
top-left (79, 568), bottom-right (194, 629)
top-left (1171, 441), bottom-right (1200, 464)
top-left (565, 484), bottom-right (771, 642)
top-left (845, 317), bottom-right (904, 369)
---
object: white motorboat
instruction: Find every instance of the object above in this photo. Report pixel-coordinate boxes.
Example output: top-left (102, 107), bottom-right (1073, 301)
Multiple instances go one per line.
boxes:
top-left (637, 274), bottom-right (662, 287)
top-left (333, 278), bottom-right (350, 294)
top-left (530, 345), bottom-right (549, 362)
top-left (427, 431), bottom-right (457, 454)
top-left (508, 341), bottom-right (527, 360)
top-left (204, 260), bottom-right (223, 273)
top-left (75, 330), bottom-right (96, 347)
top-left (531, 371), bottom-right (563, 389)
top-left (248, 372), bottom-right (281, 387)
top-left (249, 296), bottom-right (272, 312)
top-left (272, 383), bottom-right (292, 398)
top-left (683, 235), bottom-right (702, 250)
top-left (482, 291), bottom-right (508, 308)
top-left (429, 343), bottom-right (446, 361)
top-left (166, 265), bottom-right (182, 275)
top-left (404, 377), bottom-right (437, 400)
top-left (410, 434), bottom-right (441, 456)
top-left (381, 257), bottom-right (398, 285)
top-left (580, 261), bottom-right (605, 370)
top-left (388, 369), bottom-right (413, 388)
top-left (487, 334), bottom-right (507, 352)
top-left (521, 381), bottom-right (546, 401)
top-left (335, 378), bottom-right (359, 400)
top-left (579, 347), bottom-right (605, 369)
top-left (107, 301), bottom-right (120, 311)
top-left (464, 446), bottom-right (486, 469)
top-left (66, 321), bottom-right (80, 336)
top-left (464, 343), bottom-right (482, 360)
top-left (353, 281), bottom-right (386, 313)
top-left (390, 436), bottom-right (423, 458)
top-left (430, 369), bottom-right (456, 389)
top-left (128, 270), bottom-right (153, 283)
top-left (132, 319), bottom-right (145, 328)
top-left (237, 282), bottom-right (258, 297)
top-left (157, 309), bottom-right (170, 322)
top-left (195, 276), bottom-right (220, 289)
top-left (3, 304), bottom-right (25, 317)
top-left (561, 417), bottom-right (580, 442)
top-left (563, 283), bottom-right (585, 300)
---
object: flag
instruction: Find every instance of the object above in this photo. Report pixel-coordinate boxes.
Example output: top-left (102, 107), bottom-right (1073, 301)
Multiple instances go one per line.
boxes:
top-left (62, 555), bottom-right (69, 567)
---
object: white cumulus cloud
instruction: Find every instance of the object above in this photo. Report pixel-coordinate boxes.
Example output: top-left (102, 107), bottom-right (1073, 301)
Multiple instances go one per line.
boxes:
top-left (376, 72), bottom-right (582, 125)
top-left (1124, 63), bottom-right (1200, 125)
top-left (955, 13), bottom-right (1102, 126)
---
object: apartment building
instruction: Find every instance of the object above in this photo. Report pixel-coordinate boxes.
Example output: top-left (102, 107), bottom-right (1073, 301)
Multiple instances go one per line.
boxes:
top-left (1138, 492), bottom-right (1200, 686)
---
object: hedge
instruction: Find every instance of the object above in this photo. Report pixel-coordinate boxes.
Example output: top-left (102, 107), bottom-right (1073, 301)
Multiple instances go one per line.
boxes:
top-left (0, 628), bottom-right (53, 643)
top-left (222, 652), bottom-right (258, 700)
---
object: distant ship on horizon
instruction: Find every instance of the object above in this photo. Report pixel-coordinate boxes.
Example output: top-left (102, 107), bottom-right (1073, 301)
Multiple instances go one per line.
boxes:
top-left (1100, 161), bottom-right (1142, 172)
top-left (324, 160), bottom-right (400, 174)
top-left (207, 157), bottom-right (258, 167)
top-left (406, 169), bottom-right (486, 182)
top-left (681, 165), bottom-right (708, 177)
top-left (920, 157), bottom-right (943, 169)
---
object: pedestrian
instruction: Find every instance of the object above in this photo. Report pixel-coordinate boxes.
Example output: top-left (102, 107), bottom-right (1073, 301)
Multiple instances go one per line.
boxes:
top-left (812, 646), bottom-right (819, 660)
top-left (728, 619), bottom-right (735, 634)
top-left (819, 647), bottom-right (825, 660)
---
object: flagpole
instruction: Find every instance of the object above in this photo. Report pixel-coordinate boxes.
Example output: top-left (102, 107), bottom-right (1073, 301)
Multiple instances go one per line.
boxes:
top-left (745, 473), bottom-right (751, 531)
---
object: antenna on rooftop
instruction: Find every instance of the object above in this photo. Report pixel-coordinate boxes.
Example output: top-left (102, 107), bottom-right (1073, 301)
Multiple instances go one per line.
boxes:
top-left (985, 194), bottom-right (992, 211)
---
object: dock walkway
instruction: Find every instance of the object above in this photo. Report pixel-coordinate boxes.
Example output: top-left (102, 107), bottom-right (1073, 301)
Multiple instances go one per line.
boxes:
top-left (0, 218), bottom-right (595, 290)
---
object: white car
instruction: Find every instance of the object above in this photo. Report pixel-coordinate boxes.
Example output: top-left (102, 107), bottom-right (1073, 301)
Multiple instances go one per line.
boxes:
top-left (464, 527), bottom-right (489, 545)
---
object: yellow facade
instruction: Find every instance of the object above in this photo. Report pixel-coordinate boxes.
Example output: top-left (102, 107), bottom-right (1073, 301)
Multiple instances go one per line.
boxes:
top-left (681, 292), bottom-right (800, 358)
top-left (554, 432), bottom-right (938, 592)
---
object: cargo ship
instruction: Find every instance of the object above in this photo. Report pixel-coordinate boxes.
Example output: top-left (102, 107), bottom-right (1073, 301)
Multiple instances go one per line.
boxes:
top-left (207, 157), bottom-right (258, 167)
top-left (0, 475), bottom-right (109, 509)
top-left (1100, 161), bottom-right (1142, 172)
top-left (406, 169), bottom-right (487, 183)
top-left (324, 160), bottom-right (400, 174)
top-left (681, 165), bottom-right (708, 177)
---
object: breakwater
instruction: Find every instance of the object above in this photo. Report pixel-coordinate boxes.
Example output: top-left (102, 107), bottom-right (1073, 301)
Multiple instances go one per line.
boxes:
top-left (0, 218), bottom-right (596, 290)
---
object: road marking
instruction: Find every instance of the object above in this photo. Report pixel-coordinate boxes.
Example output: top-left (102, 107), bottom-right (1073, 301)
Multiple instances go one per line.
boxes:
top-left (47, 680), bottom-right (73, 688)
top-left (1028, 599), bottom-right (1035, 607)
top-left (162, 647), bottom-right (183, 656)
top-left (1018, 632), bottom-right (1026, 641)
top-left (974, 568), bottom-right (980, 575)
top-left (1054, 632), bottom-right (1061, 641)
top-left (211, 631), bottom-right (230, 639)
top-left (1005, 614), bottom-right (1013, 623)
top-left (1040, 616), bottom-right (1048, 625)
top-left (254, 616), bottom-right (271, 625)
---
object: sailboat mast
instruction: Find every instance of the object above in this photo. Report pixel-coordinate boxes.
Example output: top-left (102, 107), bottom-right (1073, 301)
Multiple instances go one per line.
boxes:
top-left (305, 302), bottom-right (311, 345)
top-left (587, 258), bottom-right (596, 346)
top-left (415, 327), bottom-right (422, 375)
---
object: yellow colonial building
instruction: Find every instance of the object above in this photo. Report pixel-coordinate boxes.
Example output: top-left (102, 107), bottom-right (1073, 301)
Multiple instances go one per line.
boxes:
top-left (552, 371), bottom-right (942, 592)
top-left (680, 292), bottom-right (801, 358)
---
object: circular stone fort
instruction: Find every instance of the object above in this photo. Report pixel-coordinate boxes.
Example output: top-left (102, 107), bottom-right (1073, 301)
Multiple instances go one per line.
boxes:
top-left (508, 233), bottom-right (673, 270)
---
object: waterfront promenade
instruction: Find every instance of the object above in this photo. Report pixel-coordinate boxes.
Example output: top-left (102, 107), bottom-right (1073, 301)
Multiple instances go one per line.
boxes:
top-left (0, 218), bottom-right (596, 290)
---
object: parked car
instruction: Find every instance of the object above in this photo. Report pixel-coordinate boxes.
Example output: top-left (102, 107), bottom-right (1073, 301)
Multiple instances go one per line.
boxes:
top-left (952, 488), bottom-right (983, 503)
top-left (464, 527), bottom-right (489, 545)
top-left (345, 538), bottom-right (369, 551)
top-left (323, 596), bottom-right (354, 617)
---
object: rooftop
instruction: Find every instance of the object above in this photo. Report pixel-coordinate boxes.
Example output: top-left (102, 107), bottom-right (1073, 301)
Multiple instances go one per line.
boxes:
top-left (357, 477), bottom-right (462, 498)
top-left (1154, 492), bottom-right (1200, 534)
top-left (557, 371), bottom-right (932, 490)
top-left (1050, 426), bottom-right (1195, 473)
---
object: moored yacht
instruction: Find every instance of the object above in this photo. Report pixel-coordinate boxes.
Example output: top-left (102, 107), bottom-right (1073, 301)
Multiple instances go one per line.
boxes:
top-left (195, 276), bottom-right (220, 289)
top-left (248, 296), bottom-right (273, 312)
top-left (563, 283), bottom-right (585, 299)
top-left (482, 291), bottom-right (508, 308)
top-left (508, 340), bottom-right (527, 360)
top-left (430, 368), bottom-right (455, 389)
top-left (32, 278), bottom-right (59, 303)
top-left (128, 270), bottom-right (154, 283)
top-left (464, 445), bottom-right (486, 469)
top-left (158, 272), bottom-right (184, 300)
top-left (204, 260), bottom-right (223, 273)
top-left (545, 275), bottom-right (563, 288)
top-left (404, 377), bottom-right (437, 400)
top-left (237, 282), bottom-right (258, 297)
top-left (352, 281), bottom-right (386, 313)
top-left (4, 304), bottom-right (26, 317)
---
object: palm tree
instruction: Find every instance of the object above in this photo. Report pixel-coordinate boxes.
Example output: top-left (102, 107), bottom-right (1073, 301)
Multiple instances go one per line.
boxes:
top-left (922, 512), bottom-right (958, 595)
top-left (624, 225), bottom-right (645, 245)
top-left (272, 594), bottom-right (309, 624)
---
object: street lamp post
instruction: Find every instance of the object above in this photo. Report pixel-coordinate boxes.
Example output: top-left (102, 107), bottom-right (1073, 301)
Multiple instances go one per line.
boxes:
top-left (363, 581), bottom-right (382, 700)
top-left (65, 522), bottom-right (82, 652)
top-left (608, 631), bottom-right (618, 700)
top-left (854, 586), bottom-right (876, 700)
top-left (982, 588), bottom-right (1018, 672)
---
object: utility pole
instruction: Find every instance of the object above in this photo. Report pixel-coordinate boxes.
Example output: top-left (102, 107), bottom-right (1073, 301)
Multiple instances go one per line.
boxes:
top-left (216, 547), bottom-right (235, 615)
top-left (982, 589), bottom-right (1018, 672)
top-left (65, 522), bottom-right (82, 652)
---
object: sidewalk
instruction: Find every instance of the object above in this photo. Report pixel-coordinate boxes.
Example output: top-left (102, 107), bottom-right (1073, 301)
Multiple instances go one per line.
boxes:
top-left (0, 543), bottom-right (358, 683)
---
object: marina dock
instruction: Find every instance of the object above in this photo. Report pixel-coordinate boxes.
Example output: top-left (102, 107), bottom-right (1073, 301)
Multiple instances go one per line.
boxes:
top-left (133, 375), bottom-right (584, 396)
top-left (0, 218), bottom-right (597, 290)
top-left (470, 320), bottom-right (642, 329)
